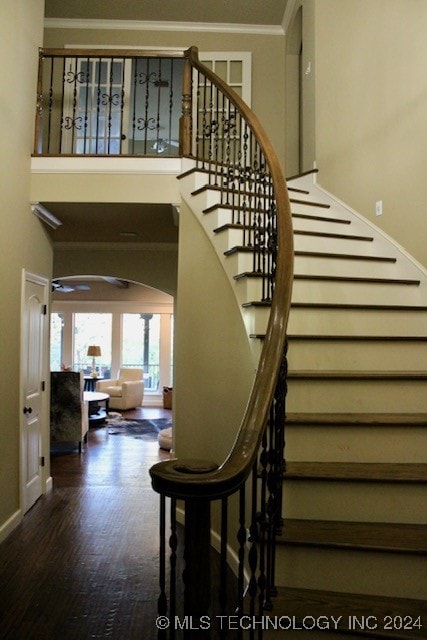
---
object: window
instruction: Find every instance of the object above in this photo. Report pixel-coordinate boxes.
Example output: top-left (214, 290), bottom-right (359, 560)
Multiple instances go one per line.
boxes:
top-left (199, 52), bottom-right (252, 105)
top-left (73, 313), bottom-right (112, 376)
top-left (122, 314), bottom-right (161, 392)
top-left (50, 312), bottom-right (64, 370)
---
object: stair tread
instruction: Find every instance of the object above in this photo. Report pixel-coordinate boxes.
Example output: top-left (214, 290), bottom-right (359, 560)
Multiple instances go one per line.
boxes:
top-left (283, 461), bottom-right (427, 483)
top-left (271, 586), bottom-right (426, 638)
top-left (235, 272), bottom-right (420, 285)
top-left (285, 412), bottom-right (427, 426)
top-left (287, 335), bottom-right (427, 341)
top-left (278, 519), bottom-right (427, 553)
top-left (291, 302), bottom-right (427, 310)
top-left (251, 334), bottom-right (427, 341)
top-left (244, 300), bottom-right (427, 310)
top-left (290, 197), bottom-right (331, 209)
top-left (295, 249), bottom-right (397, 262)
top-left (287, 370), bottom-right (427, 380)
top-left (292, 211), bottom-right (351, 224)
top-left (295, 229), bottom-right (373, 241)
top-left (226, 246), bottom-right (398, 263)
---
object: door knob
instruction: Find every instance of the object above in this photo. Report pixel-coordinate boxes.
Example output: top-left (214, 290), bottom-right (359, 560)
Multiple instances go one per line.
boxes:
top-left (23, 406), bottom-right (33, 414)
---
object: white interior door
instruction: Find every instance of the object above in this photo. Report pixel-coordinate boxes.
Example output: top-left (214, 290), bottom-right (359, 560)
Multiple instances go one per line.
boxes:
top-left (21, 272), bottom-right (48, 513)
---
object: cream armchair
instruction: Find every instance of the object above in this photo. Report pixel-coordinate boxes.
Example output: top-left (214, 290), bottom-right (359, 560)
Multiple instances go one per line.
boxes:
top-left (96, 368), bottom-right (144, 410)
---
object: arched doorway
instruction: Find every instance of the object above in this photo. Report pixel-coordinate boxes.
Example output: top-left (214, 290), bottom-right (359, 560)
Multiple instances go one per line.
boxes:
top-left (50, 276), bottom-right (174, 406)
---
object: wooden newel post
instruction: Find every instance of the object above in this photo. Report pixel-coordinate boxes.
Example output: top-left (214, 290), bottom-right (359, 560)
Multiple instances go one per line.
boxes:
top-left (183, 498), bottom-right (212, 629)
top-left (180, 52), bottom-right (192, 157)
top-left (34, 49), bottom-right (44, 155)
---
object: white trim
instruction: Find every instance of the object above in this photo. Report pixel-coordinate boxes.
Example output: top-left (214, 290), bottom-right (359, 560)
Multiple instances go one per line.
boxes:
top-left (176, 507), bottom-right (247, 582)
top-left (31, 156), bottom-right (182, 175)
top-left (210, 528), bottom-right (245, 581)
top-left (0, 510), bottom-right (22, 544)
top-left (45, 18), bottom-right (284, 36)
top-left (45, 476), bottom-right (54, 494)
top-left (31, 203), bottom-right (62, 229)
top-left (282, 0), bottom-right (298, 35)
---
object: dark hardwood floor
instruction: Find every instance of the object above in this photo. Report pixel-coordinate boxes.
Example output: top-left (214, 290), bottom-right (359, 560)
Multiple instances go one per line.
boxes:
top-left (0, 407), bottom-right (171, 640)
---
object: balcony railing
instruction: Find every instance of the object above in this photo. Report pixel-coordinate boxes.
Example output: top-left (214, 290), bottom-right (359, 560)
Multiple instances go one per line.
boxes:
top-left (34, 48), bottom-right (185, 156)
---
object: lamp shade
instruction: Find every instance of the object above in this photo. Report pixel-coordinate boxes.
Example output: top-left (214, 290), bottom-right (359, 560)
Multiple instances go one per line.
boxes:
top-left (87, 345), bottom-right (101, 357)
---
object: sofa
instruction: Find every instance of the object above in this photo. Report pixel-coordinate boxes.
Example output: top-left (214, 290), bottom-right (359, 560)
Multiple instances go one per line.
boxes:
top-left (96, 368), bottom-right (144, 410)
top-left (50, 371), bottom-right (88, 453)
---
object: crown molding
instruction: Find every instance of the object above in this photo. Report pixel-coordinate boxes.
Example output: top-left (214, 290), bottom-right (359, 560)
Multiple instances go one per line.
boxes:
top-left (282, 0), bottom-right (298, 35)
top-left (44, 17), bottom-right (284, 36)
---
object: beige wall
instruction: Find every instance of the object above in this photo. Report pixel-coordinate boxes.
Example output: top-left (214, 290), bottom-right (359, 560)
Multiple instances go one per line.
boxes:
top-left (53, 246), bottom-right (178, 296)
top-left (0, 0), bottom-right (52, 531)
top-left (173, 200), bottom-right (256, 464)
top-left (312, 0), bottom-right (427, 266)
top-left (43, 26), bottom-right (287, 169)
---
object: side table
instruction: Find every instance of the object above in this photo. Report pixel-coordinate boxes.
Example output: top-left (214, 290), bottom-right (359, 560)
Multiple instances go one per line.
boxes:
top-left (84, 391), bottom-right (110, 426)
top-left (84, 375), bottom-right (104, 392)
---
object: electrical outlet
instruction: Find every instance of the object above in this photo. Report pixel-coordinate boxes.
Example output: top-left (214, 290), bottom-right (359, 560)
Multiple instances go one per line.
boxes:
top-left (375, 200), bottom-right (383, 216)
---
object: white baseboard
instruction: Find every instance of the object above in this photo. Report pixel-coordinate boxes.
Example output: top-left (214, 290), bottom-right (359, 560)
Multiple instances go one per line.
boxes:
top-left (176, 504), bottom-right (243, 581)
top-left (0, 509), bottom-right (22, 544)
top-left (45, 476), bottom-right (53, 494)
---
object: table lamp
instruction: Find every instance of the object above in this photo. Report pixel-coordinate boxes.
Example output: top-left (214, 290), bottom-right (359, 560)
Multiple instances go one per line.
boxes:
top-left (87, 345), bottom-right (101, 377)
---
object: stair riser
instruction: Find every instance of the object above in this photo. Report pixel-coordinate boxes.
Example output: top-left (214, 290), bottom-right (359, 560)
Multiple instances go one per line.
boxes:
top-left (287, 308), bottom-right (427, 336)
top-left (285, 425), bottom-right (427, 463)
top-left (287, 341), bottom-right (427, 371)
top-left (282, 481), bottom-right (426, 524)
top-left (275, 546), bottom-right (426, 600)
top-left (233, 277), bottom-right (425, 308)
top-left (291, 215), bottom-right (351, 231)
top-left (294, 255), bottom-right (421, 281)
top-left (241, 306), bottom-right (270, 335)
top-left (294, 234), bottom-right (385, 257)
top-left (213, 227), bottom-right (248, 257)
top-left (287, 379), bottom-right (426, 413)
top-left (204, 208), bottom-right (234, 234)
top-left (224, 251), bottom-right (255, 276)
top-left (292, 281), bottom-right (424, 307)
top-left (234, 277), bottom-right (264, 304)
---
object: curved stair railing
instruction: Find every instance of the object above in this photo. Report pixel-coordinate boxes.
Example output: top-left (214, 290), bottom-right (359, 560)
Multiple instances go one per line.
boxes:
top-left (150, 47), bottom-right (294, 635)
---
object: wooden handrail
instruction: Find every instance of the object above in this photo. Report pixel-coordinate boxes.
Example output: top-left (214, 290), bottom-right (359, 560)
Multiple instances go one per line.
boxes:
top-left (150, 46), bottom-right (294, 500)
top-left (38, 47), bottom-right (186, 59)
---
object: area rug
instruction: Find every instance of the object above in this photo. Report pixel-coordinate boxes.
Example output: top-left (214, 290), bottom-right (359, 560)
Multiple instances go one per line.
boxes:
top-left (107, 417), bottom-right (172, 440)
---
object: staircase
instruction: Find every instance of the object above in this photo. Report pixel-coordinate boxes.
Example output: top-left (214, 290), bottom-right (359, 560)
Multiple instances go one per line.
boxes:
top-left (178, 166), bottom-right (427, 637)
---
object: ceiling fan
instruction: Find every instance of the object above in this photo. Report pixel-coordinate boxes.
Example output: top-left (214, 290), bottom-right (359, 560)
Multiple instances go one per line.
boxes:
top-left (52, 280), bottom-right (91, 293)
top-left (149, 138), bottom-right (179, 154)
top-left (52, 277), bottom-right (128, 293)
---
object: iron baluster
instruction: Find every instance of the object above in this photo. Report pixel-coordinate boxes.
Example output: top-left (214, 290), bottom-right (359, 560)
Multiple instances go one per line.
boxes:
top-left (169, 497), bottom-right (177, 639)
top-left (158, 494), bottom-right (168, 640)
